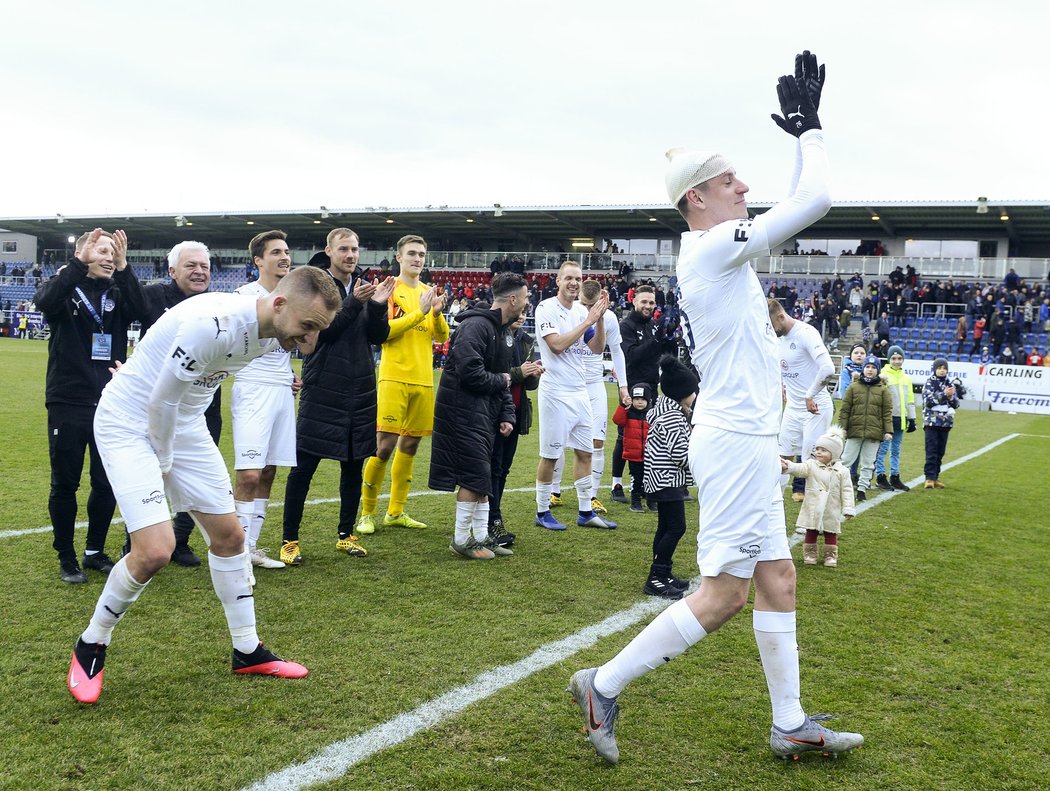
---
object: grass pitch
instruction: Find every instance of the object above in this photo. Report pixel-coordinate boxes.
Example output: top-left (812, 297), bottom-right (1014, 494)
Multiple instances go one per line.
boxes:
top-left (0, 337), bottom-right (1047, 791)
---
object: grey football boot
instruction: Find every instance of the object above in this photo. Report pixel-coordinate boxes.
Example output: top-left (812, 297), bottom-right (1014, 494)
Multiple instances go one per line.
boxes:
top-left (770, 713), bottom-right (864, 760)
top-left (568, 668), bottom-right (620, 763)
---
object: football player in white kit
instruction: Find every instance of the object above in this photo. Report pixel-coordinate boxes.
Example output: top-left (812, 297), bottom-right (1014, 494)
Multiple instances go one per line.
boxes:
top-left (549, 279), bottom-right (628, 514)
top-left (232, 231), bottom-right (301, 570)
top-left (534, 261), bottom-right (616, 530)
top-left (66, 266), bottom-right (341, 704)
top-left (768, 297), bottom-right (835, 505)
top-left (569, 52), bottom-right (863, 763)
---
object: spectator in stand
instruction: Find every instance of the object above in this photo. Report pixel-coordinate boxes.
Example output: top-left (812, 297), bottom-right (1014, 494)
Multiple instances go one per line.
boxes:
top-left (922, 358), bottom-right (959, 489)
top-left (1026, 348), bottom-right (1044, 366)
top-left (874, 311), bottom-right (891, 352)
top-left (954, 315), bottom-right (968, 355)
top-left (999, 345), bottom-right (1016, 365)
top-left (969, 314), bottom-right (986, 356)
top-left (989, 314), bottom-right (1005, 358)
top-left (1040, 297), bottom-right (1050, 331)
top-left (979, 345), bottom-right (993, 365)
top-left (1004, 267), bottom-right (1020, 292)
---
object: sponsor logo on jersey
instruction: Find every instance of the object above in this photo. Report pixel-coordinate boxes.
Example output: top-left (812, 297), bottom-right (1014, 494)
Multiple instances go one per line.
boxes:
top-left (193, 371), bottom-right (230, 389)
top-left (738, 543), bottom-right (761, 558)
top-left (240, 449), bottom-right (263, 460)
top-left (141, 490), bottom-right (165, 505)
top-left (382, 414), bottom-right (398, 423)
top-left (213, 317), bottom-right (229, 340)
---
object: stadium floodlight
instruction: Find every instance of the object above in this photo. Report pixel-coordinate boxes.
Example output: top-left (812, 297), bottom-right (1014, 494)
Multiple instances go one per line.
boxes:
top-left (976, 197), bottom-right (989, 215)
top-left (871, 213), bottom-right (880, 221)
top-left (67, 235), bottom-right (75, 244)
top-left (999, 211), bottom-right (1009, 222)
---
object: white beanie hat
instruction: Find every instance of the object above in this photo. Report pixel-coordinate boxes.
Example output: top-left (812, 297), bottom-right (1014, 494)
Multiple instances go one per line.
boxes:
top-left (665, 147), bottom-right (734, 206)
top-left (814, 425), bottom-right (845, 460)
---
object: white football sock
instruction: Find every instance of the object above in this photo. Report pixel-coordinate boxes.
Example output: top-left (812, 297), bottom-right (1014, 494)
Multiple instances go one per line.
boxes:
top-left (234, 500), bottom-right (253, 538)
top-left (591, 450), bottom-right (605, 499)
top-left (471, 500), bottom-right (490, 543)
top-left (82, 557), bottom-right (149, 646)
top-left (594, 599), bottom-right (706, 698)
top-left (574, 476), bottom-right (591, 513)
top-left (753, 610), bottom-right (805, 730)
top-left (551, 453), bottom-right (565, 494)
top-left (249, 498), bottom-right (268, 550)
top-left (536, 480), bottom-right (552, 513)
top-left (612, 476), bottom-right (623, 487)
top-left (209, 551), bottom-right (259, 654)
top-left (454, 501), bottom-right (476, 545)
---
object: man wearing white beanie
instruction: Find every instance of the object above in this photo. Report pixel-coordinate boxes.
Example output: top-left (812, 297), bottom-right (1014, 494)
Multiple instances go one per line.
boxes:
top-left (570, 51), bottom-right (864, 763)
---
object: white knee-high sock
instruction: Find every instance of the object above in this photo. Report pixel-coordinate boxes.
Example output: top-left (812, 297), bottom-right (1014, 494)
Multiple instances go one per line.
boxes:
top-left (81, 557), bottom-right (149, 645)
top-left (591, 450), bottom-right (605, 499)
top-left (753, 610), bottom-right (805, 730)
top-left (575, 476), bottom-right (591, 513)
top-left (593, 599), bottom-right (707, 698)
top-left (234, 500), bottom-right (254, 537)
top-left (250, 498), bottom-right (268, 549)
top-left (209, 551), bottom-right (259, 654)
top-left (454, 501), bottom-right (476, 544)
top-left (471, 500), bottom-right (490, 542)
top-left (551, 453), bottom-right (565, 494)
top-left (536, 480), bottom-right (552, 513)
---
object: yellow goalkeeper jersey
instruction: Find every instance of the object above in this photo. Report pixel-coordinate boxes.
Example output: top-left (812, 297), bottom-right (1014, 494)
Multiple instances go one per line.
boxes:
top-left (379, 279), bottom-right (450, 386)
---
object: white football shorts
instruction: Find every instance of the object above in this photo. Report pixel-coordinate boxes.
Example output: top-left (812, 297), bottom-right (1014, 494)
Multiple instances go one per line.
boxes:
top-left (538, 387), bottom-right (593, 459)
top-left (231, 381), bottom-right (297, 470)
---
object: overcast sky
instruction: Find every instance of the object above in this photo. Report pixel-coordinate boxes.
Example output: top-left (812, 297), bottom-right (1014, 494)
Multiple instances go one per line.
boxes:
top-left (3, 1), bottom-right (1047, 218)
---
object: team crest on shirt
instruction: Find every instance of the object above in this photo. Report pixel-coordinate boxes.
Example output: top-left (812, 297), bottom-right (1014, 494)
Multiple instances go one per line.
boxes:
top-left (103, 298), bottom-right (116, 312)
top-left (789, 342), bottom-right (796, 350)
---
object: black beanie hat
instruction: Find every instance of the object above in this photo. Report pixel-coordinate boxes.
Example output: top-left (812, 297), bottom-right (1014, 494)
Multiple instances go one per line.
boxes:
top-left (659, 355), bottom-right (700, 401)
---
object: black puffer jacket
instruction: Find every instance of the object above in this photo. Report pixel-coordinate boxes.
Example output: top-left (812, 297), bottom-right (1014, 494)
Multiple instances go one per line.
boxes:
top-left (429, 304), bottom-right (514, 494)
top-left (296, 272), bottom-right (389, 461)
top-left (34, 258), bottom-right (145, 408)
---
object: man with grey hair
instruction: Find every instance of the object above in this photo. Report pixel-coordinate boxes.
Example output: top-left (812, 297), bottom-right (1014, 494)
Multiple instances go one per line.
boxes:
top-left (137, 240), bottom-right (220, 566)
top-left (569, 51), bottom-right (864, 764)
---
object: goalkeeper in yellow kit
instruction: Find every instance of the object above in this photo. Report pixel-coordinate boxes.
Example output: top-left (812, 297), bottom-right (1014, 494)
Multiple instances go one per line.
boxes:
top-left (357, 235), bottom-right (449, 532)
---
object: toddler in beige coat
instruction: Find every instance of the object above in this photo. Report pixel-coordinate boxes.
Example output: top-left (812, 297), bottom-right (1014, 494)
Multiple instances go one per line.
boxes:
top-left (781, 426), bottom-right (855, 567)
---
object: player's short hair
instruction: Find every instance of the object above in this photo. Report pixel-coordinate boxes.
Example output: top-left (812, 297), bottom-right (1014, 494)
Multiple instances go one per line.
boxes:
top-left (396, 234), bottom-right (426, 253)
top-left (326, 227), bottom-right (357, 247)
top-left (633, 284), bottom-right (655, 296)
top-left (249, 230), bottom-right (288, 262)
top-left (491, 272), bottom-right (527, 300)
top-left (167, 241), bottom-right (210, 272)
top-left (272, 265), bottom-right (341, 312)
top-left (580, 280), bottom-right (602, 301)
top-left (558, 259), bottom-right (581, 273)
top-left (74, 230), bottom-right (114, 254)
top-left (767, 297), bottom-right (786, 316)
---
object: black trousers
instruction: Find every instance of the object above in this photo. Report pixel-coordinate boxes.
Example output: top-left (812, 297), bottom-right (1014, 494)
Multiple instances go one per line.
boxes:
top-left (923, 427), bottom-right (951, 480)
top-left (283, 451), bottom-right (365, 540)
top-left (47, 404), bottom-right (115, 559)
top-left (628, 460), bottom-right (645, 498)
top-left (489, 430), bottom-right (520, 523)
top-left (651, 498), bottom-right (687, 575)
top-left (612, 425), bottom-right (626, 478)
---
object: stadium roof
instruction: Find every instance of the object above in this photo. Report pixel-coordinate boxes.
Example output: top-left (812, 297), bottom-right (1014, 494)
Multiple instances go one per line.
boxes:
top-left (3, 200), bottom-right (1050, 254)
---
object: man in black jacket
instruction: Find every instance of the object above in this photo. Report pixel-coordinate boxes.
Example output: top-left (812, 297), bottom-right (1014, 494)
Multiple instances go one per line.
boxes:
top-left (34, 228), bottom-right (145, 583)
top-left (429, 272), bottom-right (527, 559)
top-left (279, 228), bottom-right (393, 565)
top-left (609, 284), bottom-right (673, 502)
top-left (137, 241), bottom-right (219, 566)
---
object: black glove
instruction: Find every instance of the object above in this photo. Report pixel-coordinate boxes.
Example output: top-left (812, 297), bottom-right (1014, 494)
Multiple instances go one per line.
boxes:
top-left (794, 50), bottom-right (826, 111)
top-left (907, 419), bottom-right (917, 433)
top-left (771, 75), bottom-right (821, 137)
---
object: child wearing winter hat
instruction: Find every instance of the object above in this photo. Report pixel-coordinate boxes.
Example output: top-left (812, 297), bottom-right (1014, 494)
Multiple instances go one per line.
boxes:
top-left (873, 344), bottom-right (917, 492)
top-left (837, 355), bottom-right (892, 500)
top-left (781, 425), bottom-right (855, 567)
top-left (613, 383), bottom-right (653, 512)
top-left (921, 357), bottom-right (959, 489)
top-left (641, 355), bottom-right (698, 598)
top-left (837, 343), bottom-right (868, 399)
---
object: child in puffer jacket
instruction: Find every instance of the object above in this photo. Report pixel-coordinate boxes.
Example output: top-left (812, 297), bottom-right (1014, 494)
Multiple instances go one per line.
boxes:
top-left (921, 357), bottom-right (959, 489)
top-left (613, 383), bottom-right (653, 512)
top-left (837, 355), bottom-right (892, 501)
top-left (782, 426), bottom-right (855, 567)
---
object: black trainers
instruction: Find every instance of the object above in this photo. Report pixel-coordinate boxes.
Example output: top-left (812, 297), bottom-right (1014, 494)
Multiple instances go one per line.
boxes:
top-left (610, 484), bottom-right (628, 504)
top-left (82, 552), bottom-right (115, 574)
top-left (856, 489), bottom-right (867, 502)
top-left (59, 557), bottom-right (88, 584)
top-left (890, 475), bottom-right (911, 492)
top-left (647, 499), bottom-right (658, 512)
top-left (643, 576), bottom-right (683, 600)
top-left (170, 544), bottom-right (202, 567)
top-left (666, 575), bottom-right (690, 592)
top-left (629, 495), bottom-right (644, 513)
top-left (875, 474), bottom-right (894, 491)
top-left (489, 518), bottom-right (516, 547)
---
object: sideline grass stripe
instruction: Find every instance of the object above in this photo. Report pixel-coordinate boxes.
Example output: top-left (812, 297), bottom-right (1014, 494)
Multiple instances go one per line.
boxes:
top-left (0, 486), bottom-right (539, 540)
top-left (243, 598), bottom-right (670, 791)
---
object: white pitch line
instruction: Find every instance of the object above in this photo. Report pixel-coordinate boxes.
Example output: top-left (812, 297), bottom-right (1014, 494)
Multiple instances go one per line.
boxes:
top-left (0, 486), bottom-right (538, 540)
top-left (247, 431), bottom-right (1021, 790)
top-left (243, 598), bottom-right (671, 791)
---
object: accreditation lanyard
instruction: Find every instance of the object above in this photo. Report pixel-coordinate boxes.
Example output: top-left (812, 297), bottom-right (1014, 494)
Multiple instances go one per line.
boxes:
top-left (76, 286), bottom-right (112, 361)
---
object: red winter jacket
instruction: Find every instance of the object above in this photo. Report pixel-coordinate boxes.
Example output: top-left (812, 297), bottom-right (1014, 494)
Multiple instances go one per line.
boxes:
top-left (613, 404), bottom-right (649, 462)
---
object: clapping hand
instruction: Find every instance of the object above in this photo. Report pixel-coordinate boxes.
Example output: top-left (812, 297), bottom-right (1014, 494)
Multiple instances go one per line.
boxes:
top-left (585, 292), bottom-right (608, 325)
top-left (371, 275), bottom-right (397, 304)
top-left (353, 278), bottom-right (377, 303)
top-left (771, 73), bottom-right (822, 137)
top-left (112, 230), bottom-right (128, 271)
top-left (794, 50), bottom-right (825, 110)
top-left (430, 287), bottom-right (448, 315)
